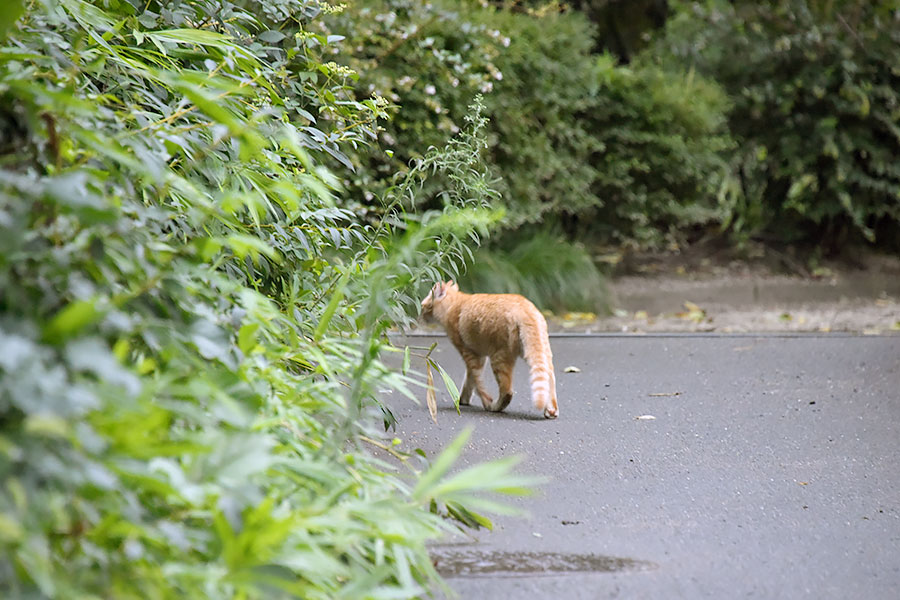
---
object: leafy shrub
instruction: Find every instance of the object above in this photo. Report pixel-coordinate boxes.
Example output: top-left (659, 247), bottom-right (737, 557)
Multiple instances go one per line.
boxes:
top-left (657, 0), bottom-right (900, 248)
top-left (0, 1), bottom-right (527, 597)
top-left (582, 54), bottom-right (735, 248)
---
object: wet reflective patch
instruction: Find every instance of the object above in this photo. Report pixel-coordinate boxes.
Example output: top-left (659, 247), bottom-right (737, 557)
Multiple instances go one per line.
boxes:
top-left (432, 549), bottom-right (656, 578)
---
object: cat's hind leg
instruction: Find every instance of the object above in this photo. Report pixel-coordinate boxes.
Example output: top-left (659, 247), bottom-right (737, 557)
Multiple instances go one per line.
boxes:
top-left (487, 352), bottom-right (516, 412)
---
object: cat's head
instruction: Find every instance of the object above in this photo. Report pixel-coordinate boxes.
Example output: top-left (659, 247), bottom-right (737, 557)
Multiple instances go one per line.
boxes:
top-left (420, 281), bottom-right (459, 322)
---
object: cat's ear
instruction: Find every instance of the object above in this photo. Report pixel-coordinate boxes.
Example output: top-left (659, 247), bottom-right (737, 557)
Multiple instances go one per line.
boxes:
top-left (432, 282), bottom-right (447, 301)
top-left (448, 281), bottom-right (459, 292)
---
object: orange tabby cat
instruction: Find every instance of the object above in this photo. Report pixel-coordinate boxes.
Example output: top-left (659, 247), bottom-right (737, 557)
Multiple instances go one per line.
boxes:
top-left (420, 281), bottom-right (559, 419)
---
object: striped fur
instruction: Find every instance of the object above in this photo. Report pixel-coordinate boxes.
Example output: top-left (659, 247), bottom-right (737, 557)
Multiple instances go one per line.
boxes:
top-left (420, 281), bottom-right (559, 419)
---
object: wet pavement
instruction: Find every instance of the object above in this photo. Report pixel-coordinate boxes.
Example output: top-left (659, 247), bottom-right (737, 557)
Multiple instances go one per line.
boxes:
top-left (388, 333), bottom-right (900, 599)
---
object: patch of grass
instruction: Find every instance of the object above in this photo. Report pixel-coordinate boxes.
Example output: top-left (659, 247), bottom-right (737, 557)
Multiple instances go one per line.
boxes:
top-left (460, 232), bottom-right (607, 313)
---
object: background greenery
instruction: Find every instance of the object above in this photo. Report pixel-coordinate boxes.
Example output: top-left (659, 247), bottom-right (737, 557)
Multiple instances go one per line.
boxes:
top-left (654, 0), bottom-right (900, 252)
top-left (330, 0), bottom-right (899, 309)
top-left (3, 0), bottom-right (899, 598)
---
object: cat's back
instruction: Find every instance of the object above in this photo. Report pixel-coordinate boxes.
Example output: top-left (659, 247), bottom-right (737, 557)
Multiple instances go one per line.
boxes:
top-left (455, 293), bottom-right (543, 353)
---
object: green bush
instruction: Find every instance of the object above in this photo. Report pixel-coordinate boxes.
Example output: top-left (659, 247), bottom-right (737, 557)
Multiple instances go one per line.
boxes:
top-left (0, 1), bottom-right (527, 597)
top-left (584, 54), bottom-right (735, 248)
top-left (657, 0), bottom-right (900, 248)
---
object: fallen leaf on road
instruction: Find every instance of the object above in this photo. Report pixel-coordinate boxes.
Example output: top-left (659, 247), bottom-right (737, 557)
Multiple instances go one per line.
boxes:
top-left (797, 481), bottom-right (809, 486)
top-left (532, 532), bottom-right (542, 538)
top-left (648, 391), bottom-right (681, 397)
top-left (634, 310), bottom-right (649, 320)
top-left (564, 365), bottom-right (581, 373)
top-left (635, 415), bottom-right (656, 420)
top-left (676, 301), bottom-right (706, 323)
top-left (566, 311), bottom-right (597, 320)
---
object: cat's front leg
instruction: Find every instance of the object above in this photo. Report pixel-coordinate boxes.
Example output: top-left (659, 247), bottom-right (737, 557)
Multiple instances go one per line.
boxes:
top-left (459, 351), bottom-right (487, 407)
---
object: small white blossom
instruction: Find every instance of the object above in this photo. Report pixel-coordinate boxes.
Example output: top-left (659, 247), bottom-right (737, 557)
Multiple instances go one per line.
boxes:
top-left (424, 84), bottom-right (436, 95)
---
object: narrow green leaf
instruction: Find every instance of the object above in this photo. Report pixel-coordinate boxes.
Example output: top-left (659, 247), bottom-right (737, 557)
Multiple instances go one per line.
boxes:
top-left (0, 513), bottom-right (24, 543)
top-left (217, 234), bottom-right (280, 264)
top-left (425, 361), bottom-right (437, 424)
top-left (402, 346), bottom-right (410, 375)
top-left (412, 428), bottom-right (472, 502)
top-left (446, 501), bottom-right (493, 530)
top-left (43, 298), bottom-right (104, 343)
top-left (24, 415), bottom-right (71, 438)
top-left (238, 323), bottom-right (260, 355)
top-left (146, 28), bottom-right (234, 48)
top-left (61, 0), bottom-right (116, 30)
top-left (313, 274), bottom-right (348, 341)
top-left (431, 360), bottom-right (460, 413)
top-left (258, 30), bottom-right (286, 43)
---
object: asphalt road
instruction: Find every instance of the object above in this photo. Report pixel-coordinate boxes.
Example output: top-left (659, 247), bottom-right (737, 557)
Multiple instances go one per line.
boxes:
top-left (388, 333), bottom-right (900, 599)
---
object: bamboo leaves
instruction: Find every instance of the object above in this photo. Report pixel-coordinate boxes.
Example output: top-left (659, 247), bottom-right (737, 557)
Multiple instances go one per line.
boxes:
top-left (0, 1), bottom-right (519, 597)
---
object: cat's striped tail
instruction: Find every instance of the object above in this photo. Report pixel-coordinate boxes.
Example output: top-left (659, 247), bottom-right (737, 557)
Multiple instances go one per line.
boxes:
top-left (520, 312), bottom-right (558, 419)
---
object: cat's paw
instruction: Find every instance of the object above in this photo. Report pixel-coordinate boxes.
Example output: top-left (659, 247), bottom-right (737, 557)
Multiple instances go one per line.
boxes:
top-left (543, 405), bottom-right (558, 419)
top-left (494, 393), bottom-right (513, 412)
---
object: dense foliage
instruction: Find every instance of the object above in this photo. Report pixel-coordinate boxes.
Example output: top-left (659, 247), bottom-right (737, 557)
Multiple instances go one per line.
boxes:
top-left (330, 0), bottom-right (900, 262)
top-left (653, 0), bottom-right (900, 249)
top-left (0, 0), bottom-right (529, 597)
top-left (582, 54), bottom-right (733, 248)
